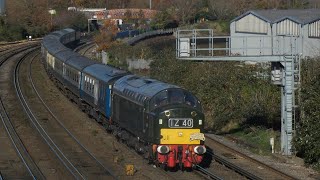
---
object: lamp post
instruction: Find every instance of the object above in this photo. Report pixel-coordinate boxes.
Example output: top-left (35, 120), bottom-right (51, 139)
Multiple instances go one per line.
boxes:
top-left (48, 9), bottom-right (56, 29)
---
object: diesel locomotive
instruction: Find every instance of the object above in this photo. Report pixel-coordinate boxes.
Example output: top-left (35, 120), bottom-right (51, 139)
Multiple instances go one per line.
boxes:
top-left (41, 28), bottom-right (206, 170)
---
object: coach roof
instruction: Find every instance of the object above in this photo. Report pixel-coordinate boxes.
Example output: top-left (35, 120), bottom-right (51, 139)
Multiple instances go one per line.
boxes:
top-left (83, 64), bottom-right (128, 82)
top-left (65, 56), bottom-right (96, 71)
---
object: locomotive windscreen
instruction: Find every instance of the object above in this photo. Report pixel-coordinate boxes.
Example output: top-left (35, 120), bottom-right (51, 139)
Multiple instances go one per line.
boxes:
top-left (150, 89), bottom-right (201, 110)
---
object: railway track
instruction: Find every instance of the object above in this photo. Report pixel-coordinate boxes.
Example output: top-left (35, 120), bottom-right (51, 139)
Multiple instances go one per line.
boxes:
top-left (207, 150), bottom-right (262, 180)
top-left (74, 41), bottom-right (96, 58)
top-left (205, 134), bottom-right (297, 179)
top-left (0, 41), bottom-right (39, 53)
top-left (14, 50), bottom-right (116, 179)
top-left (194, 165), bottom-right (223, 180)
top-left (0, 45), bottom-right (45, 179)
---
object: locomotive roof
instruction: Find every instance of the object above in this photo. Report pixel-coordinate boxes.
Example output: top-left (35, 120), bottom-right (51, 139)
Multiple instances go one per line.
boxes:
top-left (113, 75), bottom-right (179, 105)
top-left (83, 64), bottom-right (128, 83)
top-left (65, 56), bottom-right (96, 71)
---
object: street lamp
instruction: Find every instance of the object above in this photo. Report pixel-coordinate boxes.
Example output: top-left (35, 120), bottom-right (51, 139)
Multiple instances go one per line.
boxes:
top-left (48, 9), bottom-right (56, 29)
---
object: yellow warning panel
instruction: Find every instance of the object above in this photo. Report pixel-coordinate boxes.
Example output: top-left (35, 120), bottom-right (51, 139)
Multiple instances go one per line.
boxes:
top-left (160, 129), bottom-right (201, 144)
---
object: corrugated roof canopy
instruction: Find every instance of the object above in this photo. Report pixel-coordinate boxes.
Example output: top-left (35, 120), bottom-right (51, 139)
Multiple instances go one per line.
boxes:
top-left (232, 9), bottom-right (320, 24)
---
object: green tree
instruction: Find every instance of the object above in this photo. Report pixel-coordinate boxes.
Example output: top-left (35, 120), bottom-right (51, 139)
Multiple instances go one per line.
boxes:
top-left (150, 10), bottom-right (173, 29)
top-left (293, 59), bottom-right (320, 169)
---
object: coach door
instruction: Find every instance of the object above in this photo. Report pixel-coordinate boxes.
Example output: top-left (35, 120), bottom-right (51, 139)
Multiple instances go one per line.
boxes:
top-left (105, 84), bottom-right (112, 118)
top-left (94, 79), bottom-right (99, 105)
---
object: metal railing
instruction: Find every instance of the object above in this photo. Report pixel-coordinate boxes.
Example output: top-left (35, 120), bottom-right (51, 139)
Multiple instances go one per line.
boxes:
top-left (176, 29), bottom-right (300, 58)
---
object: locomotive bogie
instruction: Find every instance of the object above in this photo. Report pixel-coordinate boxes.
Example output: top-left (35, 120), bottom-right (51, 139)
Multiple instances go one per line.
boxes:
top-left (155, 144), bottom-right (205, 168)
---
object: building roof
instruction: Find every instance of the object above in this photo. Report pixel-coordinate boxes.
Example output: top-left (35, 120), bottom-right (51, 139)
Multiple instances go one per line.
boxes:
top-left (232, 9), bottom-right (320, 24)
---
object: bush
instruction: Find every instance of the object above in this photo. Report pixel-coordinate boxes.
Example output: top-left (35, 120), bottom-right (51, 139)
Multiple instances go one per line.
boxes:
top-left (107, 36), bottom-right (280, 133)
top-left (293, 59), bottom-right (320, 169)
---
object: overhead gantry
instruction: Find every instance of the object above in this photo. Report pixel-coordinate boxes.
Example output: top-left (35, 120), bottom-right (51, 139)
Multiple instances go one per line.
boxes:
top-left (176, 29), bottom-right (301, 156)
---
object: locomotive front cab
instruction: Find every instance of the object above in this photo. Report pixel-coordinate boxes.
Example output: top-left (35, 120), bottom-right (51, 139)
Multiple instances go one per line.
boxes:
top-left (149, 88), bottom-right (206, 169)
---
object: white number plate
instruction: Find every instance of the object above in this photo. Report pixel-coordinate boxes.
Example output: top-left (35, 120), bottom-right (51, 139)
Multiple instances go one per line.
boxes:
top-left (168, 118), bottom-right (193, 128)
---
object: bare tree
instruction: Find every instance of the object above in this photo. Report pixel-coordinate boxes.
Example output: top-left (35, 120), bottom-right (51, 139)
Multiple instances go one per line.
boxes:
top-left (172, 0), bottom-right (201, 24)
top-left (7, 0), bottom-right (50, 35)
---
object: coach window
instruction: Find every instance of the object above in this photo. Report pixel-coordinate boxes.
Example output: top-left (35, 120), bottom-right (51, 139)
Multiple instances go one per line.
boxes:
top-left (91, 80), bottom-right (95, 94)
top-left (89, 78), bottom-right (91, 93)
top-left (88, 78), bottom-right (92, 94)
top-left (86, 77), bottom-right (89, 92)
top-left (84, 76), bottom-right (88, 91)
top-left (88, 77), bottom-right (91, 92)
top-left (76, 73), bottom-right (79, 83)
top-left (73, 71), bottom-right (76, 82)
top-left (89, 78), bottom-right (92, 93)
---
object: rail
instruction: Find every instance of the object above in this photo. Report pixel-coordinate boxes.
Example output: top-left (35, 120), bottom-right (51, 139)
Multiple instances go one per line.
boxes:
top-left (28, 54), bottom-right (116, 179)
top-left (0, 46), bottom-right (44, 180)
top-left (195, 165), bottom-right (223, 180)
top-left (206, 134), bottom-right (297, 179)
top-left (208, 151), bottom-right (262, 180)
top-left (14, 49), bottom-right (85, 179)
